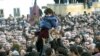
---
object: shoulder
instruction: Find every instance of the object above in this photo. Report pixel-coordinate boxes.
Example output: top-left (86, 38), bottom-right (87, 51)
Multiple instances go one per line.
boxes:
top-left (40, 16), bottom-right (48, 21)
top-left (51, 16), bottom-right (58, 19)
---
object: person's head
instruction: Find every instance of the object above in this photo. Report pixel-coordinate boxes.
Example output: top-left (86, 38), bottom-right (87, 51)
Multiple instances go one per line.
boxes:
top-left (57, 54), bottom-right (65, 56)
top-left (45, 48), bottom-right (53, 56)
top-left (95, 32), bottom-right (100, 41)
top-left (9, 14), bottom-right (12, 17)
top-left (83, 34), bottom-right (90, 41)
top-left (44, 8), bottom-right (53, 15)
top-left (76, 46), bottom-right (83, 55)
top-left (64, 32), bottom-right (71, 39)
top-left (84, 11), bottom-right (87, 14)
top-left (27, 41), bottom-right (32, 46)
top-left (30, 50), bottom-right (39, 56)
top-left (74, 35), bottom-right (81, 44)
top-left (57, 47), bottom-right (68, 56)
top-left (81, 52), bottom-right (92, 56)
top-left (62, 39), bottom-right (69, 47)
top-left (69, 45), bottom-right (80, 56)
top-left (86, 37), bottom-right (93, 44)
top-left (50, 29), bottom-right (60, 39)
top-left (95, 42), bottom-right (100, 53)
top-left (12, 49), bottom-right (20, 56)
top-left (68, 12), bottom-right (71, 15)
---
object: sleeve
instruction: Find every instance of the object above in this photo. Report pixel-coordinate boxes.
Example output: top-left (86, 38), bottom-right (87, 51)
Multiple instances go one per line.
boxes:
top-left (39, 18), bottom-right (44, 28)
top-left (51, 16), bottom-right (58, 28)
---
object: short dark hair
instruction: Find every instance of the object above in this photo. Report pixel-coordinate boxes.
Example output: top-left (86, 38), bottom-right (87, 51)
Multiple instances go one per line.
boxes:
top-left (70, 45), bottom-right (79, 55)
top-left (44, 8), bottom-right (53, 15)
top-left (45, 48), bottom-right (53, 56)
top-left (81, 52), bottom-right (92, 56)
top-left (57, 54), bottom-right (65, 56)
top-left (57, 47), bottom-right (68, 56)
top-left (0, 44), bottom-right (2, 49)
top-left (76, 46), bottom-right (83, 55)
top-left (74, 35), bottom-right (81, 41)
top-left (75, 35), bottom-right (80, 38)
top-left (95, 42), bottom-right (100, 51)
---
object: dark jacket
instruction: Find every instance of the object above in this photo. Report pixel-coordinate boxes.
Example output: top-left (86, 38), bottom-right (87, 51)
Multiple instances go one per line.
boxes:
top-left (50, 38), bottom-right (64, 51)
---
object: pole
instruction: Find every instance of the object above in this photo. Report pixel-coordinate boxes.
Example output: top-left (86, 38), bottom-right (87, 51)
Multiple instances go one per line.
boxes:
top-left (67, 0), bottom-right (69, 4)
top-left (59, 0), bottom-right (61, 4)
top-left (59, 0), bottom-right (61, 15)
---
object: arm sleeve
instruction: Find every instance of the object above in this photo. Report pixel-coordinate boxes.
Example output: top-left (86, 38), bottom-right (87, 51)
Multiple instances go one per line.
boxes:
top-left (51, 16), bottom-right (58, 28)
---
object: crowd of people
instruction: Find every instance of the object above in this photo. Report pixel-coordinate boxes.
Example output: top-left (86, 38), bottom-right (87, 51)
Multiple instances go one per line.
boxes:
top-left (0, 8), bottom-right (100, 56)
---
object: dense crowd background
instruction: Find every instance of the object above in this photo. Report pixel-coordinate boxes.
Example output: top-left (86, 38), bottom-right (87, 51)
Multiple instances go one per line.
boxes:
top-left (0, 10), bottom-right (100, 56)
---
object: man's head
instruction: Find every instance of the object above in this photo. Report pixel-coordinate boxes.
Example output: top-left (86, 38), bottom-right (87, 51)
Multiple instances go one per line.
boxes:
top-left (84, 11), bottom-right (87, 14)
top-left (44, 8), bottom-right (53, 15)
top-left (95, 42), bottom-right (100, 52)
top-left (57, 47), bottom-right (68, 56)
top-left (74, 35), bottom-right (81, 44)
top-left (95, 32), bottom-right (100, 40)
top-left (45, 48), bottom-right (53, 56)
top-left (81, 52), bottom-right (92, 56)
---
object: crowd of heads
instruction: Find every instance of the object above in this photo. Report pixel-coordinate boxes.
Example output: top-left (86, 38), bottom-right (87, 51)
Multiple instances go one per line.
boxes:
top-left (0, 10), bottom-right (100, 56)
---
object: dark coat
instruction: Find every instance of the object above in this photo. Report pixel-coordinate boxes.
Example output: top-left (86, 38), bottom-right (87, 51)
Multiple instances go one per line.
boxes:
top-left (50, 38), bottom-right (64, 51)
